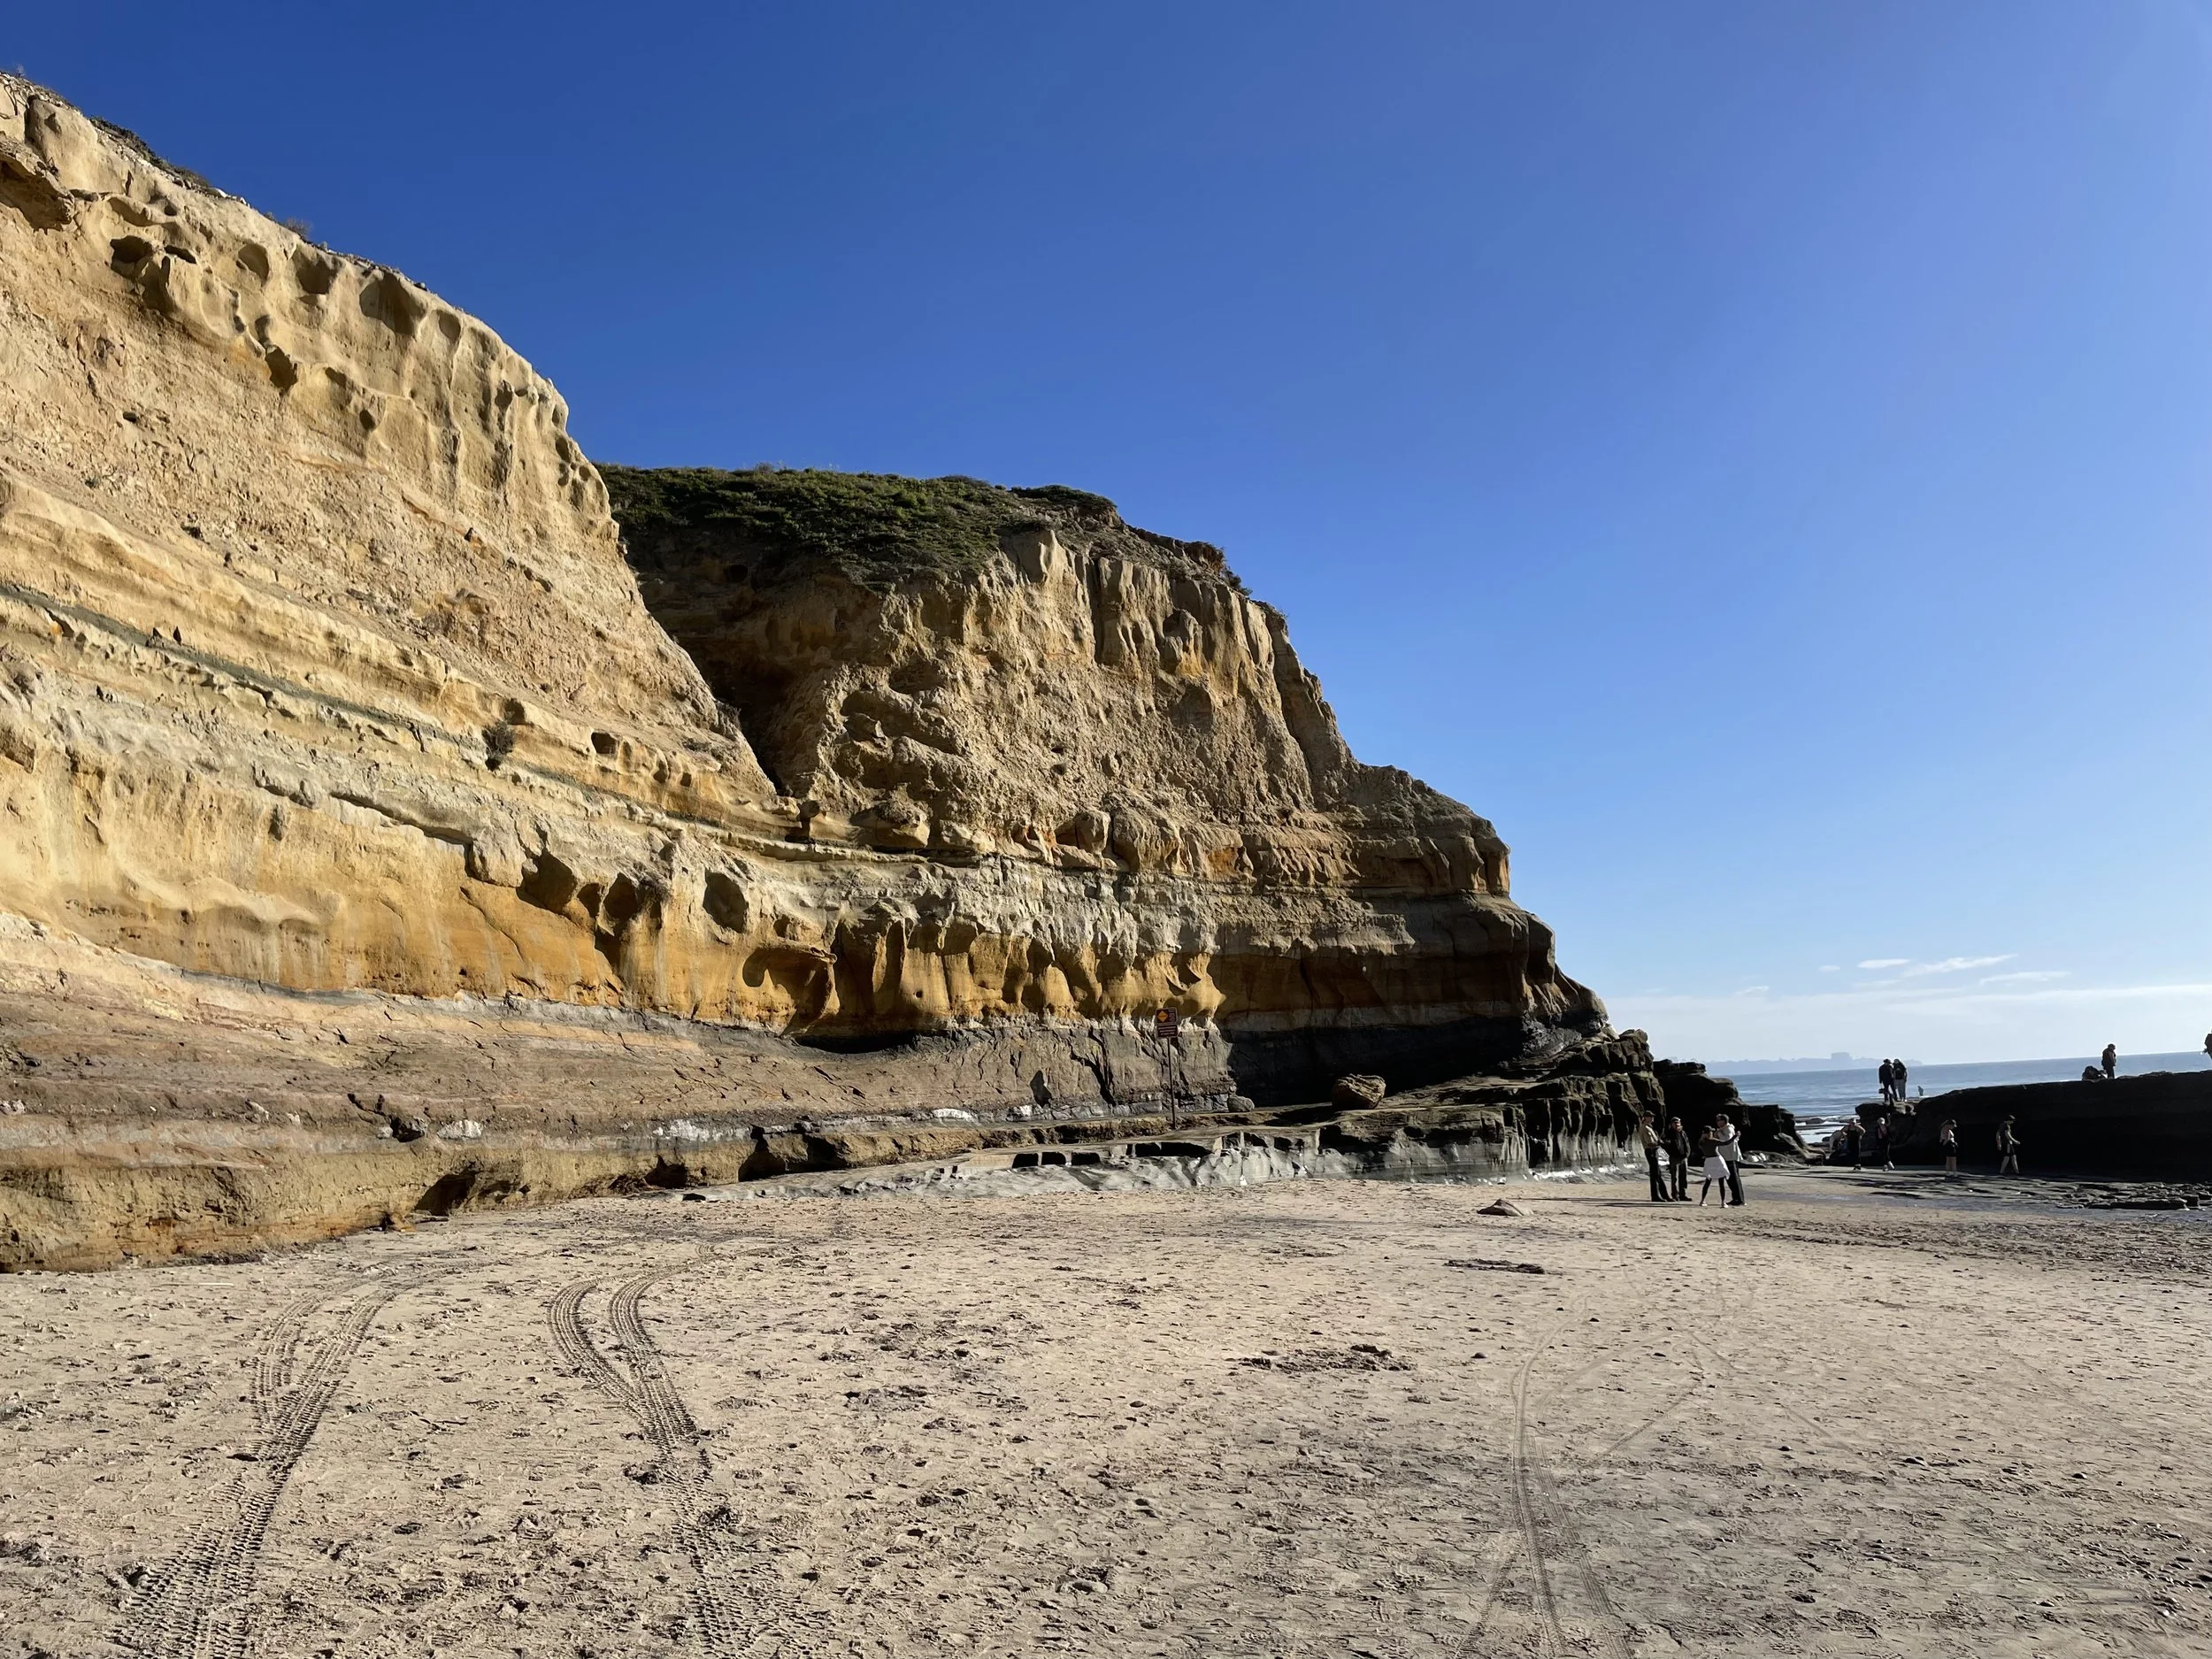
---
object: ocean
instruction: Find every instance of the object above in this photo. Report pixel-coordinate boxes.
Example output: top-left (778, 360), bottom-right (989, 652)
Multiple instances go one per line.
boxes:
top-left (1714, 1050), bottom-right (2212, 1140)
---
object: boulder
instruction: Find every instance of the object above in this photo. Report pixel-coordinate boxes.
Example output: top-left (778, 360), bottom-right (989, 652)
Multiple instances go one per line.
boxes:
top-left (1332, 1074), bottom-right (1387, 1110)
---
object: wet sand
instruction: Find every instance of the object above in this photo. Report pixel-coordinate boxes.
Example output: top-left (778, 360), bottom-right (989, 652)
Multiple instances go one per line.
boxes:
top-left (4, 1167), bottom-right (2210, 1657)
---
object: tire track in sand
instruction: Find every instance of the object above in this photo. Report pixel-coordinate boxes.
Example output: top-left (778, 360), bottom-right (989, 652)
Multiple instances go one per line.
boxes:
top-left (550, 1258), bottom-right (826, 1659)
top-left (121, 1276), bottom-right (403, 1659)
top-left (1456, 1297), bottom-right (1633, 1659)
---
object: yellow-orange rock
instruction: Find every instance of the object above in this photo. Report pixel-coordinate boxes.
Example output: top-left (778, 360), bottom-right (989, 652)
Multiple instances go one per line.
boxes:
top-left (0, 76), bottom-right (1615, 1268)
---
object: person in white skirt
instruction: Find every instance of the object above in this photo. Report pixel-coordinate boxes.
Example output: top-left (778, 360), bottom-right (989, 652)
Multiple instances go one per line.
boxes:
top-left (1695, 1125), bottom-right (1731, 1207)
top-left (1711, 1112), bottom-right (1747, 1205)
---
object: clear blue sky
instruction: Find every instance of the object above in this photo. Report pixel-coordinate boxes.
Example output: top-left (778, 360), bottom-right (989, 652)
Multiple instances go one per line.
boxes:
top-left (16, 4), bottom-right (2210, 1062)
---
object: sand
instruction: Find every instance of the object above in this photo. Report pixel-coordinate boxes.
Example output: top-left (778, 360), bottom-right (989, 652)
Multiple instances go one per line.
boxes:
top-left (4, 1166), bottom-right (2210, 1658)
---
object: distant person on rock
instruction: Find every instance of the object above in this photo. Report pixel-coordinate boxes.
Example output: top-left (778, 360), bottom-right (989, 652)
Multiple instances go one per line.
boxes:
top-left (1696, 1125), bottom-right (1729, 1207)
top-left (1664, 1115), bottom-right (1692, 1201)
top-left (2101, 1043), bottom-right (2117, 1079)
top-left (1939, 1118), bottom-right (1960, 1178)
top-left (1894, 1058), bottom-right (1909, 1098)
top-left (2203, 1032), bottom-right (2211, 1064)
top-left (1712, 1112), bottom-right (1746, 1206)
top-left (1998, 1115), bottom-right (2021, 1176)
top-left (1878, 1059), bottom-right (1895, 1106)
top-left (1639, 1111), bottom-right (1666, 1202)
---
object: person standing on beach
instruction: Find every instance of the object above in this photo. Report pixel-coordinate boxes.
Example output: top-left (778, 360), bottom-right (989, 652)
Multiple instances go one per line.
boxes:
top-left (1997, 1114), bottom-right (2021, 1175)
top-left (1638, 1110), bottom-right (1666, 1202)
top-left (1696, 1125), bottom-right (1729, 1207)
top-left (1712, 1112), bottom-right (1746, 1205)
top-left (1939, 1117), bottom-right (1960, 1178)
top-left (1844, 1116), bottom-right (1863, 1171)
top-left (1874, 1113), bottom-right (1894, 1171)
top-left (2101, 1042), bottom-right (2117, 1079)
top-left (1664, 1115), bottom-right (1692, 1201)
top-left (1878, 1058), bottom-right (1894, 1105)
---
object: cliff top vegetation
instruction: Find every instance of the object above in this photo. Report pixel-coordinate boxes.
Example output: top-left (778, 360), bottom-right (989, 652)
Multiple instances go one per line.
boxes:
top-left (599, 465), bottom-right (1243, 595)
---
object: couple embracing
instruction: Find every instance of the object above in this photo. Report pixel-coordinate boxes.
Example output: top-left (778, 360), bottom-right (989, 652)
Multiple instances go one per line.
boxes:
top-left (1638, 1110), bottom-right (1745, 1206)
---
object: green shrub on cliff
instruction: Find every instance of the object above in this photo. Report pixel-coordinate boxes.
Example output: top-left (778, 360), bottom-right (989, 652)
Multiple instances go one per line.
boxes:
top-left (598, 464), bottom-right (1240, 594)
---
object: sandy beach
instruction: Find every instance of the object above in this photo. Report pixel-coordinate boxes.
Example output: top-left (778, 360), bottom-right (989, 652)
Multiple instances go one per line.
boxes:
top-left (5, 1167), bottom-right (2209, 1659)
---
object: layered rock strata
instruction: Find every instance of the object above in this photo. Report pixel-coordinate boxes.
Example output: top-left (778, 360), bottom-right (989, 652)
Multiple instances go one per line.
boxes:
top-left (599, 465), bottom-right (1600, 1090)
top-left (0, 77), bottom-right (1636, 1267)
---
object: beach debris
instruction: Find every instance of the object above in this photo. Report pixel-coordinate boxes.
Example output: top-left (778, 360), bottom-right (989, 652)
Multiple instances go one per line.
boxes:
top-left (1444, 1257), bottom-right (1546, 1275)
top-left (1234, 1344), bottom-right (1409, 1373)
top-left (1478, 1199), bottom-right (1531, 1217)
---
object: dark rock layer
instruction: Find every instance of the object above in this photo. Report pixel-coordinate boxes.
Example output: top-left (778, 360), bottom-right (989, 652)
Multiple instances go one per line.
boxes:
top-left (1653, 1059), bottom-right (1807, 1156)
top-left (1862, 1071), bottom-right (2212, 1177)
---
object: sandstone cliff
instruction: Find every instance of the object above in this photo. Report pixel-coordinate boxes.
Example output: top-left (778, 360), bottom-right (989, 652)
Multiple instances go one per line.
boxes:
top-left (0, 76), bottom-right (1628, 1268)
top-left (600, 465), bottom-right (1597, 1083)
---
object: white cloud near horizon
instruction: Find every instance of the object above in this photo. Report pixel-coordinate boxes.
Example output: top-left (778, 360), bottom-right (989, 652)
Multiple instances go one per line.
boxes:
top-left (1857, 957), bottom-right (1909, 970)
top-left (1900, 954), bottom-right (2016, 977)
top-left (1609, 977), bottom-right (2212, 1065)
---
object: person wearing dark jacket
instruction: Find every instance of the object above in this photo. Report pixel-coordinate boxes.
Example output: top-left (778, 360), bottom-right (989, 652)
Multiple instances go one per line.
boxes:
top-left (1663, 1116), bottom-right (1692, 1200)
top-left (1638, 1111), bottom-right (1666, 1202)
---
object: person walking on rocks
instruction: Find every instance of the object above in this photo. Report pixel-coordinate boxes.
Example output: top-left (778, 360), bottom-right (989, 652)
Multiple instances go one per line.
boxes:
top-left (1878, 1058), bottom-right (1895, 1106)
top-left (2101, 1042), bottom-right (2117, 1079)
top-left (1695, 1125), bottom-right (1729, 1207)
top-left (1997, 1114), bottom-right (2021, 1176)
top-left (1712, 1112), bottom-right (1747, 1206)
top-left (1664, 1115), bottom-right (1693, 1200)
top-left (1939, 1117), bottom-right (1960, 1178)
top-left (1638, 1110), bottom-right (1666, 1202)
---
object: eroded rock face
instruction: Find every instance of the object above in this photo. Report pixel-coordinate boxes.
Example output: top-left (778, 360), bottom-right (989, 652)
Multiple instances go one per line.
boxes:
top-left (0, 78), bottom-right (1623, 1266)
top-left (603, 465), bottom-right (1601, 1074)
